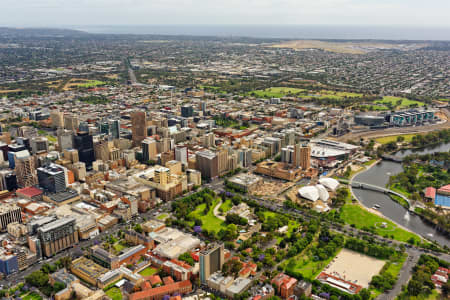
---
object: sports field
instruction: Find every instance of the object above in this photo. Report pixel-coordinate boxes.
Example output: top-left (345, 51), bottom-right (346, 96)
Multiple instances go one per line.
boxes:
top-left (323, 249), bottom-right (385, 288)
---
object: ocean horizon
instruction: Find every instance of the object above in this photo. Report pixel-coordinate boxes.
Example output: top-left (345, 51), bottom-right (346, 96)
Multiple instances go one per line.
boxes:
top-left (71, 24), bottom-right (450, 41)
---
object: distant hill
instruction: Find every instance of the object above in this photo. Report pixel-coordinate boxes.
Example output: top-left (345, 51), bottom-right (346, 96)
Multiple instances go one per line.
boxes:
top-left (0, 27), bottom-right (89, 38)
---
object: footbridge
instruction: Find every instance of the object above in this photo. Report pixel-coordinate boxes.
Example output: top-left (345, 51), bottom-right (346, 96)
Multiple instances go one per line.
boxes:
top-left (350, 181), bottom-right (411, 208)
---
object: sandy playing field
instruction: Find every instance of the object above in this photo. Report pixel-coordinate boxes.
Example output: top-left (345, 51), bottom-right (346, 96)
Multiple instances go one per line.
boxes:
top-left (322, 248), bottom-right (385, 288)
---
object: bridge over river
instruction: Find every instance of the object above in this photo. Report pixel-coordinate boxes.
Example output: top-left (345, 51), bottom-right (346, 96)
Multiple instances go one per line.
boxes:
top-left (350, 181), bottom-right (412, 209)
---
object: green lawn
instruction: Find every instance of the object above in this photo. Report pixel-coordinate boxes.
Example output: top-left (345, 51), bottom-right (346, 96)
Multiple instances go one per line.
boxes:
top-left (105, 287), bottom-right (122, 300)
top-left (139, 267), bottom-right (158, 276)
top-left (189, 198), bottom-right (227, 233)
top-left (390, 183), bottom-right (412, 199)
top-left (219, 199), bottom-right (233, 213)
top-left (284, 243), bottom-right (339, 280)
top-left (77, 80), bottom-right (106, 88)
top-left (263, 211), bottom-right (299, 233)
top-left (113, 242), bottom-right (127, 253)
top-left (340, 204), bottom-right (421, 243)
top-left (22, 292), bottom-right (42, 300)
top-left (156, 213), bottom-right (168, 220)
top-left (363, 159), bottom-right (377, 166)
top-left (375, 134), bottom-right (418, 144)
top-left (360, 104), bottom-right (390, 111)
top-left (375, 96), bottom-right (424, 109)
top-left (249, 87), bottom-right (306, 98)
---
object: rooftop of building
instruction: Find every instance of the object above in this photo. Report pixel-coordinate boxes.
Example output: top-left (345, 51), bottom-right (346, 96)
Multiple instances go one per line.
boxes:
top-left (38, 217), bottom-right (75, 233)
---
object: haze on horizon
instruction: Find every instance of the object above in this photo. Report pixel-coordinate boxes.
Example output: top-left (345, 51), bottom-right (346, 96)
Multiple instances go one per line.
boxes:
top-left (1, 0), bottom-right (449, 28)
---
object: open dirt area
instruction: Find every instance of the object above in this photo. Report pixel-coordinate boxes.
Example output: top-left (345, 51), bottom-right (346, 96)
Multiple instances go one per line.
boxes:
top-left (251, 180), bottom-right (293, 198)
top-left (322, 248), bottom-right (385, 288)
top-left (268, 40), bottom-right (427, 54)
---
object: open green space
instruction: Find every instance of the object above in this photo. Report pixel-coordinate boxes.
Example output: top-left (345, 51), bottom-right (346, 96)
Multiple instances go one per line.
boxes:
top-left (156, 213), bottom-right (168, 220)
top-left (113, 241), bottom-right (127, 253)
top-left (22, 292), bottom-right (43, 300)
top-left (285, 249), bottom-right (337, 280)
top-left (219, 199), bottom-right (233, 213)
top-left (263, 211), bottom-right (299, 233)
top-left (200, 85), bottom-right (227, 94)
top-left (189, 198), bottom-right (227, 233)
top-left (340, 203), bottom-right (421, 243)
top-left (139, 266), bottom-right (158, 276)
top-left (77, 80), bottom-right (106, 88)
top-left (360, 104), bottom-right (390, 111)
top-left (375, 96), bottom-right (424, 109)
top-left (375, 134), bottom-right (418, 145)
top-left (249, 87), bottom-right (306, 98)
top-left (390, 184), bottom-right (412, 199)
top-left (105, 287), bottom-right (122, 300)
top-left (363, 159), bottom-right (377, 166)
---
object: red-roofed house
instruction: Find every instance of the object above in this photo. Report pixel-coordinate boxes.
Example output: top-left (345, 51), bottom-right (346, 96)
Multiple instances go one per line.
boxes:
top-left (271, 273), bottom-right (298, 299)
top-left (432, 267), bottom-right (449, 289)
top-left (424, 187), bottom-right (436, 201)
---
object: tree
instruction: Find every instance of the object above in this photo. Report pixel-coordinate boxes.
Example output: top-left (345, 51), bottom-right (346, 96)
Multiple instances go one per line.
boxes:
top-left (178, 252), bottom-right (195, 266)
top-left (407, 279), bottom-right (422, 296)
top-left (359, 288), bottom-right (370, 300)
top-left (134, 224), bottom-right (143, 233)
top-left (25, 271), bottom-right (49, 288)
top-left (222, 259), bottom-right (243, 277)
top-left (53, 282), bottom-right (66, 293)
top-left (59, 256), bottom-right (72, 269)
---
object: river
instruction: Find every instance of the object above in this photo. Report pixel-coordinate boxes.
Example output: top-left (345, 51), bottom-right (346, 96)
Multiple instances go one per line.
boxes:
top-left (353, 144), bottom-right (450, 247)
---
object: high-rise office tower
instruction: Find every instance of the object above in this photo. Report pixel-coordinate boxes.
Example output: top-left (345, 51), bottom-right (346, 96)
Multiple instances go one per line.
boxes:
top-left (108, 119), bottom-right (120, 139)
top-left (64, 114), bottom-right (79, 132)
top-left (78, 121), bottom-right (89, 133)
top-left (201, 132), bottom-right (215, 148)
top-left (63, 149), bottom-right (79, 163)
top-left (50, 110), bottom-right (64, 128)
top-left (3, 172), bottom-right (18, 191)
top-left (239, 148), bottom-right (252, 168)
top-left (14, 154), bottom-right (38, 188)
top-left (37, 218), bottom-right (79, 257)
top-left (300, 145), bottom-right (311, 170)
top-left (131, 111), bottom-right (147, 146)
top-left (175, 146), bottom-right (188, 165)
top-left (57, 129), bottom-right (73, 151)
top-left (293, 144), bottom-right (301, 168)
top-left (199, 243), bottom-right (224, 283)
top-left (31, 137), bottom-right (49, 154)
top-left (7, 144), bottom-right (27, 169)
top-left (217, 149), bottom-right (229, 176)
top-left (154, 167), bottom-right (170, 185)
top-left (142, 138), bottom-right (157, 162)
top-left (181, 105), bottom-right (194, 118)
top-left (37, 163), bottom-right (66, 193)
top-left (70, 162), bottom-right (86, 181)
top-left (196, 150), bottom-right (218, 180)
top-left (0, 204), bottom-right (22, 230)
top-left (73, 132), bottom-right (95, 170)
top-left (94, 140), bottom-right (110, 162)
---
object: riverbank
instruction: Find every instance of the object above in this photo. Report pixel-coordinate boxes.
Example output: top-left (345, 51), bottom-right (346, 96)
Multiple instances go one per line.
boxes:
top-left (348, 160), bottom-right (429, 244)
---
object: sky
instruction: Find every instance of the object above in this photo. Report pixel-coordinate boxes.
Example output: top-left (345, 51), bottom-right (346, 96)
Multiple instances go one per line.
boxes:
top-left (1, 0), bottom-right (449, 28)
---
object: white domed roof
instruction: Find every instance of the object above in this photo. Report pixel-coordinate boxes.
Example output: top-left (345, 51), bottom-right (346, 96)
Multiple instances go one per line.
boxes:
top-left (298, 186), bottom-right (319, 202)
top-left (319, 178), bottom-right (340, 191)
top-left (316, 184), bottom-right (330, 201)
